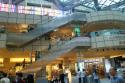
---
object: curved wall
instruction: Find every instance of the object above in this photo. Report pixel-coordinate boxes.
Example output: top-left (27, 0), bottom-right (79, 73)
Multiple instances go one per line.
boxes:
top-left (86, 11), bottom-right (125, 22)
top-left (91, 29), bottom-right (125, 48)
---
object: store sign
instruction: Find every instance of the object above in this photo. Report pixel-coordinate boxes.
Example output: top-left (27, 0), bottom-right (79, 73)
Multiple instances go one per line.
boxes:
top-left (84, 59), bottom-right (101, 62)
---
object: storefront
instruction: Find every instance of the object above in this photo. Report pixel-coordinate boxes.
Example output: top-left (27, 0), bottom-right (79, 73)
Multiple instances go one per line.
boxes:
top-left (76, 58), bottom-right (105, 78)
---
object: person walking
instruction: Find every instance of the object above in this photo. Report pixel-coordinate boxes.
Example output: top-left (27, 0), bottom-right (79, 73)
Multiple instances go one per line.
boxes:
top-left (77, 69), bottom-right (81, 83)
top-left (65, 68), bottom-right (72, 83)
top-left (12, 72), bottom-right (25, 83)
top-left (109, 67), bottom-right (125, 83)
top-left (0, 73), bottom-right (10, 83)
top-left (27, 74), bottom-right (34, 83)
top-left (93, 70), bottom-right (100, 83)
top-left (59, 69), bottom-right (65, 83)
top-left (81, 69), bottom-right (87, 83)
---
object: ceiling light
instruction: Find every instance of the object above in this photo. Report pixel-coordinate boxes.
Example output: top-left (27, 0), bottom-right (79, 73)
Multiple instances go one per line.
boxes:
top-left (10, 58), bottom-right (35, 62)
top-left (54, 29), bottom-right (58, 31)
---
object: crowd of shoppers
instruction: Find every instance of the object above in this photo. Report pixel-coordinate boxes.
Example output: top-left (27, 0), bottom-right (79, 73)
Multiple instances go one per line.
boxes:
top-left (0, 67), bottom-right (125, 83)
top-left (50, 68), bottom-right (72, 83)
top-left (77, 66), bottom-right (125, 83)
top-left (0, 72), bottom-right (34, 83)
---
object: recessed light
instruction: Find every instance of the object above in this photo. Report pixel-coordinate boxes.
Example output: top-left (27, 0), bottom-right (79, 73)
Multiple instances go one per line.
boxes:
top-left (54, 29), bottom-right (58, 31)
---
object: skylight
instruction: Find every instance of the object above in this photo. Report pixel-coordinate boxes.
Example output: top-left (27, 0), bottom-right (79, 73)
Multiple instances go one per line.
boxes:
top-left (54, 0), bottom-right (124, 11)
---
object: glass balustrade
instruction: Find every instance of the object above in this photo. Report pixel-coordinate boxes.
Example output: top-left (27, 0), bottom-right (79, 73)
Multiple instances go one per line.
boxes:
top-left (39, 36), bottom-right (90, 60)
top-left (41, 37), bottom-right (90, 61)
top-left (49, 36), bottom-right (90, 51)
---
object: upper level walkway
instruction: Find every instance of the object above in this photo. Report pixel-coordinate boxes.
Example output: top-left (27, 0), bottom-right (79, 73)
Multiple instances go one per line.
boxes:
top-left (2, 10), bottom-right (125, 47)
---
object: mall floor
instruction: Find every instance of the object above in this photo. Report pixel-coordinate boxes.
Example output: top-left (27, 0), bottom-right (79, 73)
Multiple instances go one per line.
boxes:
top-left (72, 77), bottom-right (110, 83)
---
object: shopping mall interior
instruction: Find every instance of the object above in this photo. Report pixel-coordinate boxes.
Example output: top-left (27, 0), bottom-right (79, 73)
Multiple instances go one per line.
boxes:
top-left (0, 0), bottom-right (125, 83)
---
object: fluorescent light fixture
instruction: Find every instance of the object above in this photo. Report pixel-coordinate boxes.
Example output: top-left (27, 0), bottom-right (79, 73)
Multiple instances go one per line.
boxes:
top-left (10, 58), bottom-right (35, 62)
top-left (0, 58), bottom-right (3, 63)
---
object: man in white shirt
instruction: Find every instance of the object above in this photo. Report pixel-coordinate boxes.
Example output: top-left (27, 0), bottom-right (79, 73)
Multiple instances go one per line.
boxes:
top-left (77, 69), bottom-right (81, 83)
top-left (81, 69), bottom-right (87, 83)
top-left (0, 73), bottom-right (10, 83)
top-left (93, 70), bottom-right (100, 83)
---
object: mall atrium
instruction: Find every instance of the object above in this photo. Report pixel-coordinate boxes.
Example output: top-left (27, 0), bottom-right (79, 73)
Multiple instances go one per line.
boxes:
top-left (0, 0), bottom-right (125, 83)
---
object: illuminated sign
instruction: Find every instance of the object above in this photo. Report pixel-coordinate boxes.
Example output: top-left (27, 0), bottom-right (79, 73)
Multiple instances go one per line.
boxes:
top-left (9, 5), bottom-right (16, 12)
top-left (0, 3), bottom-right (62, 16)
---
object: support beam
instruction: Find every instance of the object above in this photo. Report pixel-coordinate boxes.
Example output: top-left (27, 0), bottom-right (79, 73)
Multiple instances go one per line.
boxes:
top-left (80, 3), bottom-right (95, 10)
top-left (93, 0), bottom-right (101, 11)
top-left (103, 0), bottom-right (125, 10)
top-left (52, 0), bottom-right (95, 11)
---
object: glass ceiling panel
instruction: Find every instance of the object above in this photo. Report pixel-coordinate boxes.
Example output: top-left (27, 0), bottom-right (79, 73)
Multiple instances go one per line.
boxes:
top-left (82, 0), bottom-right (123, 10)
top-left (54, 0), bottom-right (124, 11)
top-left (87, 2), bottom-right (94, 7)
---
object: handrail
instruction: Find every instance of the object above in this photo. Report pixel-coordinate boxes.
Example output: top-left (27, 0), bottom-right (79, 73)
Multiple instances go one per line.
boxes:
top-left (39, 37), bottom-right (90, 59)
top-left (40, 37), bottom-right (90, 61)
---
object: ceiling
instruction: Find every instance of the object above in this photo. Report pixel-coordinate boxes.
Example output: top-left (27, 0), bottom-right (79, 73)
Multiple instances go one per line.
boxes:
top-left (52, 0), bottom-right (125, 11)
top-left (2, 0), bottom-right (125, 12)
